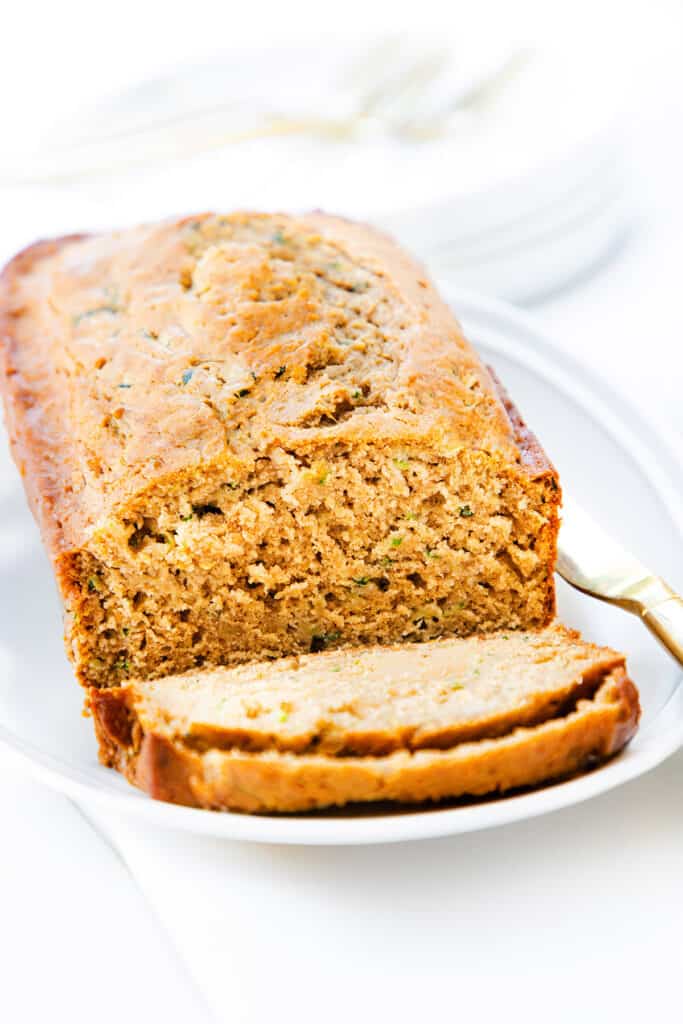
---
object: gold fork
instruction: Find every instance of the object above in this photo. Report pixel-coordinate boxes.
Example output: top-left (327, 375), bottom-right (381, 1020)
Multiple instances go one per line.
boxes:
top-left (557, 497), bottom-right (683, 666)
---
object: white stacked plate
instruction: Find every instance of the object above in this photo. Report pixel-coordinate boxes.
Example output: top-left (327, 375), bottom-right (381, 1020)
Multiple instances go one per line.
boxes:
top-left (2, 33), bottom-right (627, 304)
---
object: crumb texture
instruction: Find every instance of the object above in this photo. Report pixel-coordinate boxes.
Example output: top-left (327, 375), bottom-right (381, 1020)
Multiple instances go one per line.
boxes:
top-left (0, 212), bottom-right (560, 684)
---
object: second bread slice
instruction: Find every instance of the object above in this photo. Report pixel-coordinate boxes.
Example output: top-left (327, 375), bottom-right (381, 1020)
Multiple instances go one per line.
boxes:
top-left (89, 624), bottom-right (640, 813)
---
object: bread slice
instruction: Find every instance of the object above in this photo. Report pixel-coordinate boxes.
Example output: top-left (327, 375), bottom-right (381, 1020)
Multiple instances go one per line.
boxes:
top-left (89, 625), bottom-right (640, 814)
top-left (0, 213), bottom-right (560, 688)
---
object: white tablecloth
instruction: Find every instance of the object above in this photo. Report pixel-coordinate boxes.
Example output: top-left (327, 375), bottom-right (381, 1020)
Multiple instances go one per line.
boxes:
top-left (84, 755), bottom-right (683, 1024)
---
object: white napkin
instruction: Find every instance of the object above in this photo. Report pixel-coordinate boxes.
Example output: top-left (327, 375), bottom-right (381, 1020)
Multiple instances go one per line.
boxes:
top-left (85, 750), bottom-right (683, 1024)
top-left (0, 747), bottom-right (210, 1023)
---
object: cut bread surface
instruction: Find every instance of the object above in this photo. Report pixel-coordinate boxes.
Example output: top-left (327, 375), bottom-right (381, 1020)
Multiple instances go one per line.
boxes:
top-left (0, 213), bottom-right (560, 687)
top-left (90, 625), bottom-right (640, 814)
top-left (100, 625), bottom-right (623, 755)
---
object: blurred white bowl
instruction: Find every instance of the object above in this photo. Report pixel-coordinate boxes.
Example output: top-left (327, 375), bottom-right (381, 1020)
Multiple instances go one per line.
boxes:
top-left (1, 34), bottom-right (628, 303)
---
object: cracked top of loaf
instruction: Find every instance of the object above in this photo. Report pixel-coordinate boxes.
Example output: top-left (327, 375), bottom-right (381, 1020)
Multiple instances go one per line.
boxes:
top-left (0, 212), bottom-right (549, 553)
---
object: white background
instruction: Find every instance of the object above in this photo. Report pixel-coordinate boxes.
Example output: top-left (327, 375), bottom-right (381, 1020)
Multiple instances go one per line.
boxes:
top-left (1, 2), bottom-right (682, 1022)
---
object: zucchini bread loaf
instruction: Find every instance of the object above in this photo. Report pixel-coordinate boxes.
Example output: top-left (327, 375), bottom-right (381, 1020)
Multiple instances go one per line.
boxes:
top-left (0, 212), bottom-right (560, 688)
top-left (90, 625), bottom-right (640, 813)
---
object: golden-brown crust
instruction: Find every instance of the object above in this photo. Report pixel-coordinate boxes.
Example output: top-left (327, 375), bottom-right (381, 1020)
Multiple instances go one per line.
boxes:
top-left (0, 236), bottom-right (86, 556)
top-left (90, 667), bottom-right (640, 814)
top-left (0, 214), bottom-right (558, 556)
top-left (488, 368), bottom-right (560, 625)
top-left (487, 366), bottom-right (560, 481)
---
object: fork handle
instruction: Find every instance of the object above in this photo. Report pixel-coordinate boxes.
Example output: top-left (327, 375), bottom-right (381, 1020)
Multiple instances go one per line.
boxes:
top-left (637, 584), bottom-right (683, 668)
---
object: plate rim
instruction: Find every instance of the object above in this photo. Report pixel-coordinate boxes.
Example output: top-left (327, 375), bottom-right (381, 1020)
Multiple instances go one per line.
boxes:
top-left (1, 285), bottom-right (681, 845)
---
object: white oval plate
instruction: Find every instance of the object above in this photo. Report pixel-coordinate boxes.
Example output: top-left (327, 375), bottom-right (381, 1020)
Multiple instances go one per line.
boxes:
top-left (0, 287), bottom-right (681, 845)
